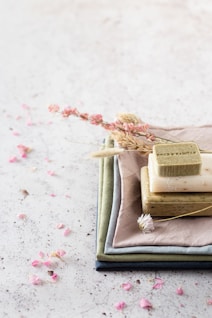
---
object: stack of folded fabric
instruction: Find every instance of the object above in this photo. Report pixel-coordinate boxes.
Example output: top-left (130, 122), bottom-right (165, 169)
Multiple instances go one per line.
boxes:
top-left (95, 125), bottom-right (212, 271)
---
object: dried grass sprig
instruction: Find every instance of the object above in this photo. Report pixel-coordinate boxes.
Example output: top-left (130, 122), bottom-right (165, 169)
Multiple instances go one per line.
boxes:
top-left (110, 131), bottom-right (153, 155)
top-left (116, 113), bottom-right (142, 124)
top-left (90, 148), bottom-right (124, 158)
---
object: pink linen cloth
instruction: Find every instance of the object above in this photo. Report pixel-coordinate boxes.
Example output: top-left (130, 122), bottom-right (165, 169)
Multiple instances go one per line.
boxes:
top-left (113, 125), bottom-right (212, 247)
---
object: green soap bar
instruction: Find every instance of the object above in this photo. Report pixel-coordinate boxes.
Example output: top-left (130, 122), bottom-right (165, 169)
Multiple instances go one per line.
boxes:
top-left (141, 166), bottom-right (212, 216)
top-left (152, 142), bottom-right (201, 177)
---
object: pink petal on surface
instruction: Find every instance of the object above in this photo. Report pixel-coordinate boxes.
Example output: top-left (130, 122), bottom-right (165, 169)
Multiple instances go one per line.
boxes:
top-left (63, 228), bottom-right (71, 236)
top-left (17, 213), bottom-right (27, 219)
top-left (176, 287), bottom-right (184, 295)
top-left (115, 301), bottom-right (126, 311)
top-left (9, 156), bottom-right (18, 163)
top-left (153, 277), bottom-right (164, 289)
top-left (51, 273), bottom-right (58, 281)
top-left (207, 299), bottom-right (212, 305)
top-left (56, 249), bottom-right (66, 257)
top-left (13, 131), bottom-right (20, 136)
top-left (50, 193), bottom-right (56, 197)
top-left (31, 260), bottom-right (41, 267)
top-left (139, 298), bottom-right (153, 310)
top-left (47, 170), bottom-right (55, 176)
top-left (43, 260), bottom-right (52, 267)
top-left (121, 282), bottom-right (133, 291)
top-left (56, 223), bottom-right (65, 229)
top-left (22, 104), bottom-right (31, 110)
top-left (38, 251), bottom-right (45, 258)
top-left (29, 275), bottom-right (42, 285)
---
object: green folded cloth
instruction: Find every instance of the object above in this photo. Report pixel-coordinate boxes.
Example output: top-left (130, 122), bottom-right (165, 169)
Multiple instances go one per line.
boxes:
top-left (96, 137), bottom-right (212, 262)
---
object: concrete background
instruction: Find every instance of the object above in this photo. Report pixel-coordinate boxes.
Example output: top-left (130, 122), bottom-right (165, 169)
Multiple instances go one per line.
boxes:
top-left (0, 1), bottom-right (211, 317)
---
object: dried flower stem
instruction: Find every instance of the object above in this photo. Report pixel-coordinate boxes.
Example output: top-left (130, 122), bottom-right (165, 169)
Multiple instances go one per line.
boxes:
top-left (154, 205), bottom-right (212, 223)
top-left (110, 131), bottom-right (153, 155)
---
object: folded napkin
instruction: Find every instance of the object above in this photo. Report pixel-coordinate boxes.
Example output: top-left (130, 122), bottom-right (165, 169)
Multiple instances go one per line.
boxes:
top-left (104, 157), bottom-right (212, 255)
top-left (96, 133), bottom-right (212, 266)
top-left (113, 126), bottom-right (212, 248)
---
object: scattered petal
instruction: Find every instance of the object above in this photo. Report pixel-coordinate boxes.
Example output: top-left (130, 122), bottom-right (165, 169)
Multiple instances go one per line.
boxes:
top-left (26, 120), bottom-right (34, 126)
top-left (63, 228), bottom-right (71, 236)
top-left (38, 251), bottom-right (45, 258)
top-left (17, 213), bottom-right (27, 219)
top-left (29, 275), bottom-right (42, 285)
top-left (176, 287), bottom-right (184, 295)
top-left (207, 299), bottom-right (212, 305)
top-left (121, 282), bottom-right (133, 291)
top-left (44, 157), bottom-right (51, 162)
top-left (51, 273), bottom-right (58, 281)
top-left (139, 298), bottom-right (153, 310)
top-left (56, 223), bottom-right (65, 229)
top-left (48, 104), bottom-right (60, 113)
top-left (56, 249), bottom-right (66, 257)
top-left (47, 170), bottom-right (55, 176)
top-left (22, 104), bottom-right (30, 110)
top-left (9, 156), bottom-right (18, 163)
top-left (50, 193), bottom-right (56, 197)
top-left (115, 301), bottom-right (126, 311)
top-left (43, 260), bottom-right (52, 267)
top-left (31, 260), bottom-right (41, 267)
top-left (153, 277), bottom-right (164, 289)
top-left (50, 252), bottom-right (64, 261)
top-left (13, 131), bottom-right (20, 136)
top-left (17, 144), bottom-right (31, 154)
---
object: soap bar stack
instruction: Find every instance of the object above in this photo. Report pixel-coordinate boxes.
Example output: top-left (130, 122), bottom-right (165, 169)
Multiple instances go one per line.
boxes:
top-left (141, 142), bottom-right (212, 216)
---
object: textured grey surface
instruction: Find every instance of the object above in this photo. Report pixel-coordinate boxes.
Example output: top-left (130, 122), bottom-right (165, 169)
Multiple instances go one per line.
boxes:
top-left (0, 0), bottom-right (211, 317)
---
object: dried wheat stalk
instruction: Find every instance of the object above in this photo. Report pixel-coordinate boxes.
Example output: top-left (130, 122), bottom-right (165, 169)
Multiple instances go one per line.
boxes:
top-left (110, 131), bottom-right (153, 155)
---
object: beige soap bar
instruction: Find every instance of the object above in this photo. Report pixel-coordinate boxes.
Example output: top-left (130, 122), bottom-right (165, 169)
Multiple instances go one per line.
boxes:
top-left (148, 153), bottom-right (212, 192)
top-left (141, 166), bottom-right (212, 216)
top-left (152, 142), bottom-right (201, 177)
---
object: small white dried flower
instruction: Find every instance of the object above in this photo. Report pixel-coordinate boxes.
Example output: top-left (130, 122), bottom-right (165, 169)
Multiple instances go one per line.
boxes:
top-left (137, 214), bottom-right (155, 233)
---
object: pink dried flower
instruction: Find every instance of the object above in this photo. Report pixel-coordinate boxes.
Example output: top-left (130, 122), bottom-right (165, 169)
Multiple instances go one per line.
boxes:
top-left (50, 193), bottom-right (56, 197)
top-left (17, 213), bottom-right (27, 219)
top-left (48, 105), bottom-right (60, 113)
top-left (63, 228), bottom-right (71, 236)
top-left (31, 260), bottom-right (41, 267)
top-left (51, 273), bottom-right (58, 281)
top-left (139, 298), bottom-right (153, 310)
top-left (29, 275), bottom-right (42, 285)
top-left (38, 251), bottom-right (45, 258)
top-left (43, 260), bottom-right (52, 267)
top-left (13, 131), bottom-right (20, 136)
top-left (26, 120), bottom-right (33, 126)
top-left (9, 156), bottom-right (18, 163)
top-left (56, 249), bottom-right (66, 257)
top-left (17, 144), bottom-right (31, 156)
top-left (79, 112), bottom-right (89, 120)
top-left (22, 104), bottom-right (30, 110)
top-left (47, 170), bottom-right (55, 176)
top-left (121, 282), bottom-right (133, 291)
top-left (89, 114), bottom-right (103, 125)
top-left (176, 287), bottom-right (184, 295)
top-left (61, 107), bottom-right (78, 117)
top-left (153, 277), bottom-right (164, 289)
top-left (207, 299), bottom-right (212, 305)
top-left (115, 301), bottom-right (126, 311)
top-left (56, 223), bottom-right (65, 229)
